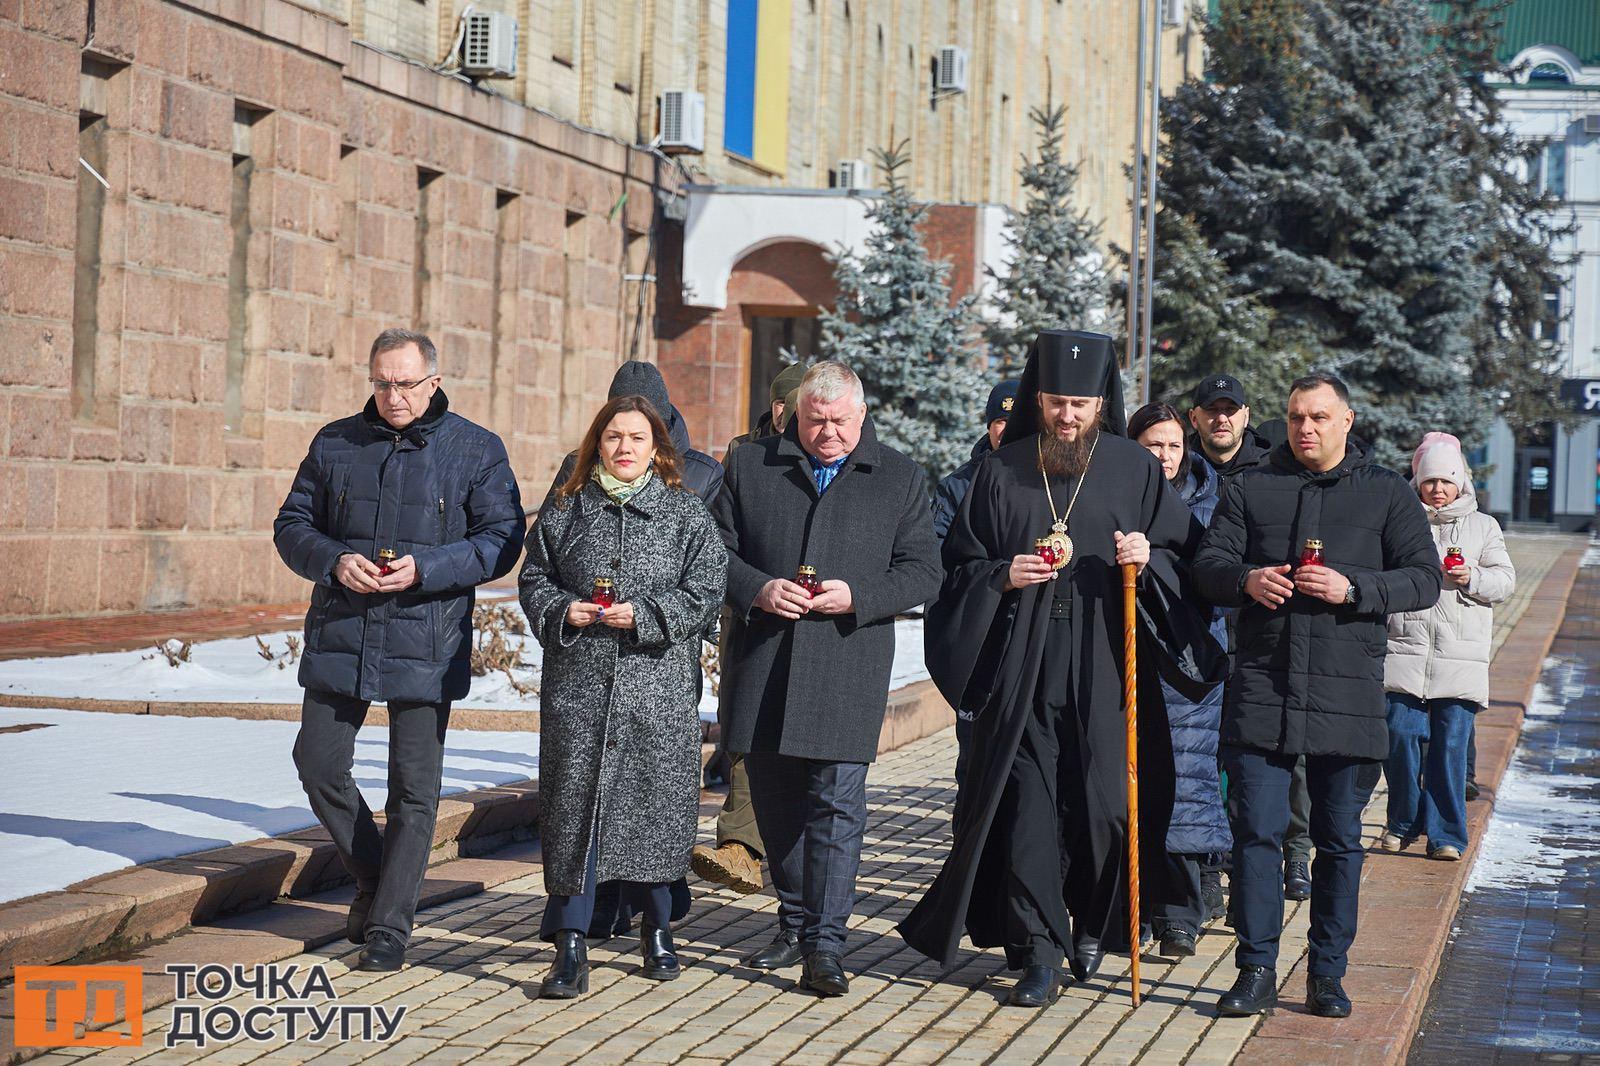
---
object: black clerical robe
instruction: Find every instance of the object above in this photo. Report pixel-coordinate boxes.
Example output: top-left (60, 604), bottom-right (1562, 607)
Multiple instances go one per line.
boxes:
top-left (899, 431), bottom-right (1225, 967)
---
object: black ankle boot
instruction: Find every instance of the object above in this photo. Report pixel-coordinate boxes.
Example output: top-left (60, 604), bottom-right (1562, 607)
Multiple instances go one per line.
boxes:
top-left (1218, 965), bottom-right (1277, 1016)
top-left (641, 924), bottom-right (681, 981)
top-left (1306, 975), bottom-right (1352, 1018)
top-left (540, 929), bottom-right (590, 999)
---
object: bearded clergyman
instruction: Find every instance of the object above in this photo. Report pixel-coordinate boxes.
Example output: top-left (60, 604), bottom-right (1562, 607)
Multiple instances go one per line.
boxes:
top-left (899, 330), bottom-right (1224, 1007)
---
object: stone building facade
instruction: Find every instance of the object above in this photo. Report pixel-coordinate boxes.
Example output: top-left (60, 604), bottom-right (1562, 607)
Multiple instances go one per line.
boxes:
top-left (0, 0), bottom-right (1197, 620)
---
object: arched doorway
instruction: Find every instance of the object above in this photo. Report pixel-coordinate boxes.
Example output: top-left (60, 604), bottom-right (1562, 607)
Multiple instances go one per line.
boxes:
top-left (730, 241), bottom-right (835, 439)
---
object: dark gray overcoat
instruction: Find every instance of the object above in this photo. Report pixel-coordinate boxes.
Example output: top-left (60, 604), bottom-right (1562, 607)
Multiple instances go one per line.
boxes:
top-left (518, 474), bottom-right (727, 894)
top-left (711, 417), bottom-right (942, 764)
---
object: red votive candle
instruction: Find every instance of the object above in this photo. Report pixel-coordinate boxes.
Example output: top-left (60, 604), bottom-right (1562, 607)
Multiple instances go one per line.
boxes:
top-left (1299, 539), bottom-right (1324, 568)
top-left (1034, 538), bottom-right (1062, 570)
top-left (591, 577), bottom-right (616, 609)
top-left (795, 566), bottom-right (822, 598)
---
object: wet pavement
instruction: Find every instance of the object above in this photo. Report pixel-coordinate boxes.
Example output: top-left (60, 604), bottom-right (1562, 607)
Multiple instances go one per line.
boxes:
top-left (1411, 555), bottom-right (1600, 1063)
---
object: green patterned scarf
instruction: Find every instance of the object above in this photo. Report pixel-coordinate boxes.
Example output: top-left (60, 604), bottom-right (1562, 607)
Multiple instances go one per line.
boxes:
top-left (593, 465), bottom-right (652, 504)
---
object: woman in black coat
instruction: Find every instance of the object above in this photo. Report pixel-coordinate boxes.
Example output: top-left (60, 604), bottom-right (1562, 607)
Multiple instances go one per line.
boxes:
top-left (519, 395), bottom-right (728, 999)
top-left (1130, 402), bottom-right (1232, 959)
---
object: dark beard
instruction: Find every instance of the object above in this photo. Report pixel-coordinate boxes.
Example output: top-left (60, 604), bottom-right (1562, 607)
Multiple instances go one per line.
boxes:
top-left (1038, 427), bottom-right (1097, 479)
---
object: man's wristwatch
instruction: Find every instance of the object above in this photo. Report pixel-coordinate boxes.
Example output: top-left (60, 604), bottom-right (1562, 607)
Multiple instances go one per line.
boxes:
top-left (1343, 582), bottom-right (1359, 606)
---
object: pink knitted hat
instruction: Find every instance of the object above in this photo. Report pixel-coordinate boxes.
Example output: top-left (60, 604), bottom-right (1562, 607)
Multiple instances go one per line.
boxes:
top-left (1413, 433), bottom-right (1467, 491)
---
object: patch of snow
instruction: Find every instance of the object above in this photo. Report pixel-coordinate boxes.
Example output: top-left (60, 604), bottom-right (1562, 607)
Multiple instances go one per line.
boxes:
top-left (0, 609), bottom-right (932, 725)
top-left (1464, 664), bottom-right (1600, 894)
top-left (0, 707), bottom-right (538, 904)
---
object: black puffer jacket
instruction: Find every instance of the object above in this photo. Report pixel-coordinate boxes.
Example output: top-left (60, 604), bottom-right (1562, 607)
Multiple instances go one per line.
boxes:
top-left (1193, 441), bottom-right (1441, 760)
top-left (930, 434), bottom-right (991, 541)
top-left (274, 391), bottom-right (526, 703)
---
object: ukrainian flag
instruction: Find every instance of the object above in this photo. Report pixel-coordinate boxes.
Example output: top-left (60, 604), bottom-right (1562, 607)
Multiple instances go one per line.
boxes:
top-left (724, 0), bottom-right (790, 172)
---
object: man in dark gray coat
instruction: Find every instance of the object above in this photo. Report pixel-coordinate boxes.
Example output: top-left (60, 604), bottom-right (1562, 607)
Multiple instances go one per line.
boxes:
top-left (711, 361), bottom-right (941, 997)
top-left (274, 328), bottom-right (524, 973)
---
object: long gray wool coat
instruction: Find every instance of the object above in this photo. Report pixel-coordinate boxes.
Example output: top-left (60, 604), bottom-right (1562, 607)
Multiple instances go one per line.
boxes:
top-left (519, 473), bottom-right (728, 894)
top-left (711, 416), bottom-right (942, 764)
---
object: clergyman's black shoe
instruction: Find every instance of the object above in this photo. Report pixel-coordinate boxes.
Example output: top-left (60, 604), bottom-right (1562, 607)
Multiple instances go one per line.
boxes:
top-left (1007, 965), bottom-right (1065, 1008)
top-left (1068, 935), bottom-right (1103, 982)
top-left (1159, 928), bottom-right (1197, 958)
top-left (1284, 859), bottom-right (1312, 902)
top-left (745, 930), bottom-right (804, 970)
top-left (640, 924), bottom-right (681, 981)
top-left (801, 951), bottom-right (849, 997)
top-left (356, 930), bottom-right (406, 973)
top-left (1305, 975), bottom-right (1353, 1018)
top-left (540, 929), bottom-right (591, 999)
top-left (1217, 965), bottom-right (1277, 1017)
top-left (346, 889), bottom-right (375, 945)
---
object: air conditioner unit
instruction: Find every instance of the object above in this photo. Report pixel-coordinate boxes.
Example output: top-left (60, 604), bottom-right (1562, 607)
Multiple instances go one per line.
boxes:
top-left (837, 158), bottom-right (873, 190)
top-left (935, 46), bottom-right (969, 94)
top-left (660, 89), bottom-right (706, 153)
top-left (461, 11), bottom-right (518, 78)
top-left (1585, 113), bottom-right (1600, 135)
top-left (1162, 0), bottom-right (1185, 26)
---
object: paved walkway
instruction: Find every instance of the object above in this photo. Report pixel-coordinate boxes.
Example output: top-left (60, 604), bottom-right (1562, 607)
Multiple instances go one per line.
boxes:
top-left (1411, 553), bottom-right (1600, 1063)
top-left (30, 535), bottom-right (1581, 1065)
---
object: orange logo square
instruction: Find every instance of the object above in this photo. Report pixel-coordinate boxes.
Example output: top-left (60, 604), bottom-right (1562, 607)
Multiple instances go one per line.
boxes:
top-left (13, 966), bottom-right (144, 1048)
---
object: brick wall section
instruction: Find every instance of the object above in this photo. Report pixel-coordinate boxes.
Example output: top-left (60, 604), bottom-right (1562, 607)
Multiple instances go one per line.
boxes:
top-left (0, 0), bottom-right (673, 621)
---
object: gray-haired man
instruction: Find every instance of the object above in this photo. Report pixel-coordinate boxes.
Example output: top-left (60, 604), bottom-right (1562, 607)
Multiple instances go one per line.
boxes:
top-left (710, 361), bottom-right (941, 996)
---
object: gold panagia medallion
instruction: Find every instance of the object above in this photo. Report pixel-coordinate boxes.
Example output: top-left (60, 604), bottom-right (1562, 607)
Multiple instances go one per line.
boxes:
top-left (1042, 523), bottom-right (1073, 571)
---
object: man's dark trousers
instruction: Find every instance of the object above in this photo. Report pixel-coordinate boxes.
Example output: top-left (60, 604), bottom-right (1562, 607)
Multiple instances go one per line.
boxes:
top-left (1223, 745), bottom-right (1370, 977)
top-left (293, 689), bottom-right (450, 944)
top-left (745, 752), bottom-right (869, 956)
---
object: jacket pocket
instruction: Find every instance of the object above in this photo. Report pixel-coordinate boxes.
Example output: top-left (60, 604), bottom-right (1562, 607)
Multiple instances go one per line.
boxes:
top-left (429, 597), bottom-right (442, 660)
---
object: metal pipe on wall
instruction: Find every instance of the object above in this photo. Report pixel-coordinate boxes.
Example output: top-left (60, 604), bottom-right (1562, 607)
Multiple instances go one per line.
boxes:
top-left (1126, 0), bottom-right (1151, 376)
top-left (1139, 0), bottom-right (1164, 405)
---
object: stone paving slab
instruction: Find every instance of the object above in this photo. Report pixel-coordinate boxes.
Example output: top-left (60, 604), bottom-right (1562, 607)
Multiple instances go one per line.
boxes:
top-left (7, 534), bottom-right (1579, 1065)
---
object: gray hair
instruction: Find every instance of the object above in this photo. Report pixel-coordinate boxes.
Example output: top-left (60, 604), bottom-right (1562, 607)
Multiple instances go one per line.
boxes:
top-left (369, 328), bottom-right (439, 375)
top-left (799, 361), bottom-right (865, 408)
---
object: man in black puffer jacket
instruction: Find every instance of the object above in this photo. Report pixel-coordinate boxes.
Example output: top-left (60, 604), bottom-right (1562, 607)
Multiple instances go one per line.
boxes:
top-left (275, 328), bottom-right (525, 974)
top-left (1194, 372), bottom-right (1440, 1021)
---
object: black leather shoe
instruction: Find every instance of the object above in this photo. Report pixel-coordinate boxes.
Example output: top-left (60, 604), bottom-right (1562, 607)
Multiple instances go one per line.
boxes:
top-left (640, 924), bottom-right (681, 981)
top-left (1305, 975), bottom-right (1352, 1018)
top-left (1007, 965), bottom-right (1064, 1008)
top-left (1160, 928), bottom-right (1197, 958)
top-left (745, 930), bottom-right (804, 970)
top-left (801, 951), bottom-right (849, 996)
top-left (356, 930), bottom-right (406, 972)
top-left (346, 889), bottom-right (375, 945)
top-left (1284, 859), bottom-right (1312, 901)
top-left (540, 929), bottom-right (590, 999)
top-left (1217, 965), bottom-right (1277, 1016)
top-left (1201, 869), bottom-right (1226, 920)
top-left (1068, 934), bottom-right (1103, 982)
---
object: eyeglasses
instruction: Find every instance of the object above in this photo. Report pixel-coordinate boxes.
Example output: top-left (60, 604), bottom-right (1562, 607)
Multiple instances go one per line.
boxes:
top-left (369, 377), bottom-right (437, 394)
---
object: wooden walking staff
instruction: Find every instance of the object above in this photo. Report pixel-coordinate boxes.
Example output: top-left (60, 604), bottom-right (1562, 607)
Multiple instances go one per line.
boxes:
top-left (1122, 561), bottom-right (1142, 1006)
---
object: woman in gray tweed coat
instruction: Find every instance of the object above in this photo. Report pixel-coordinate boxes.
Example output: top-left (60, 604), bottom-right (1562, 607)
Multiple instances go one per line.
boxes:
top-left (519, 394), bottom-right (728, 998)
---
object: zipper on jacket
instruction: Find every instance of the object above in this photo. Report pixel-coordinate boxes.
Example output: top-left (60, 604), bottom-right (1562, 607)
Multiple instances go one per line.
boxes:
top-left (437, 496), bottom-right (446, 543)
top-left (335, 489), bottom-right (347, 532)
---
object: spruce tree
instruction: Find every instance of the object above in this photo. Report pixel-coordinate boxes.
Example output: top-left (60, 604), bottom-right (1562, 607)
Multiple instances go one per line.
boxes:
top-left (1152, 0), bottom-right (1564, 466)
top-left (819, 142), bottom-right (983, 482)
top-left (985, 103), bottom-right (1110, 375)
top-left (1433, 0), bottom-right (1572, 435)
